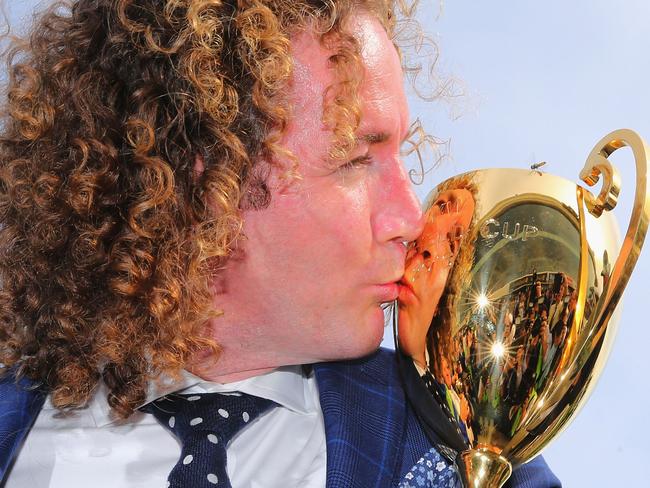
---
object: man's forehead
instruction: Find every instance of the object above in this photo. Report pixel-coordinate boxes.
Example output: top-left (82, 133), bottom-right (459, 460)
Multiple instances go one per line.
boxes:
top-left (288, 11), bottom-right (399, 94)
top-left (347, 10), bottom-right (397, 73)
top-left (289, 28), bottom-right (338, 93)
top-left (280, 11), bottom-right (408, 167)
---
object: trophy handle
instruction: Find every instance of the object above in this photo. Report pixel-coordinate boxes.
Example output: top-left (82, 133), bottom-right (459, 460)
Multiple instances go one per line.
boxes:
top-left (505, 130), bottom-right (649, 462)
top-left (579, 129), bottom-right (650, 334)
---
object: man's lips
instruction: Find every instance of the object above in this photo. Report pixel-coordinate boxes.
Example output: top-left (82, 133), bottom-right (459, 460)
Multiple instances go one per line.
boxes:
top-left (374, 282), bottom-right (400, 302)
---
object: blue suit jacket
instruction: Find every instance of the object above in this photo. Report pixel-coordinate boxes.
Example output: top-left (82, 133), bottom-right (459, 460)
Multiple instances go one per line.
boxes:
top-left (0, 349), bottom-right (560, 487)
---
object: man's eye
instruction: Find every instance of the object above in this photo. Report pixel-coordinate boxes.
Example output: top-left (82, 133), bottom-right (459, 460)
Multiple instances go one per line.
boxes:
top-left (340, 153), bottom-right (372, 170)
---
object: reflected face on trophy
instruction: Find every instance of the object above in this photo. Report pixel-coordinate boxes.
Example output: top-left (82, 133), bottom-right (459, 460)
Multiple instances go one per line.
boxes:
top-left (397, 188), bottom-right (475, 370)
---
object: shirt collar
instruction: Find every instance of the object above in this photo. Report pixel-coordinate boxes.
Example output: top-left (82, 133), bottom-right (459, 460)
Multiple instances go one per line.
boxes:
top-left (86, 365), bottom-right (316, 427)
top-left (182, 366), bottom-right (317, 415)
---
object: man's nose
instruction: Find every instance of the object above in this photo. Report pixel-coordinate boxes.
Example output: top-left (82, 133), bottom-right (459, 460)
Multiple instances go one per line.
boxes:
top-left (373, 161), bottom-right (424, 243)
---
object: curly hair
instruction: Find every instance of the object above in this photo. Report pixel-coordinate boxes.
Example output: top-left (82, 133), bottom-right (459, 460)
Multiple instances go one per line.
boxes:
top-left (0, 0), bottom-right (426, 418)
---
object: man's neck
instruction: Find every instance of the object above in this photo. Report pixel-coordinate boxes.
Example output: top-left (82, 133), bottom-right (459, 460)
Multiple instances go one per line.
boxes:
top-left (186, 339), bottom-right (308, 384)
top-left (188, 362), bottom-right (278, 384)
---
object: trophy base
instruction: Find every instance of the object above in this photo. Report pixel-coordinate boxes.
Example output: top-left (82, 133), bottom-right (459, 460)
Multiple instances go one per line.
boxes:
top-left (459, 449), bottom-right (512, 488)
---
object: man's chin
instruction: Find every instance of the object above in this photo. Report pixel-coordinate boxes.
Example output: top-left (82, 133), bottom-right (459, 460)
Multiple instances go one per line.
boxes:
top-left (307, 307), bottom-right (387, 363)
top-left (338, 314), bottom-right (386, 360)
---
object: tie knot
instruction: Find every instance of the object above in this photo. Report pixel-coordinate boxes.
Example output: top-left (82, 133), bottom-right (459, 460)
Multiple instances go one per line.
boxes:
top-left (142, 391), bottom-right (276, 445)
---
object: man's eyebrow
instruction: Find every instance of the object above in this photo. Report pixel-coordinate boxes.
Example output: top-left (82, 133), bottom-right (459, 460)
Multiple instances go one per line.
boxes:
top-left (356, 132), bottom-right (390, 144)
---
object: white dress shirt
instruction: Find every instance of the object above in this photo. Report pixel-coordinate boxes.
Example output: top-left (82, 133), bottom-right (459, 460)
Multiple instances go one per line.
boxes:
top-left (7, 366), bottom-right (327, 488)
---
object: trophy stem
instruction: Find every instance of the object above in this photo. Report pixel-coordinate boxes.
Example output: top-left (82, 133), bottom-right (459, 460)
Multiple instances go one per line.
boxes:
top-left (458, 449), bottom-right (512, 488)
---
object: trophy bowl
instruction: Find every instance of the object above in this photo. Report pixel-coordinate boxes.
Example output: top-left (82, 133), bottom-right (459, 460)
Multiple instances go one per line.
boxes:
top-left (394, 129), bottom-right (649, 487)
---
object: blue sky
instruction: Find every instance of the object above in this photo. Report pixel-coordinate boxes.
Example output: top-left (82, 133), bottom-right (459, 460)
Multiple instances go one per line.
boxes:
top-left (5, 1), bottom-right (649, 486)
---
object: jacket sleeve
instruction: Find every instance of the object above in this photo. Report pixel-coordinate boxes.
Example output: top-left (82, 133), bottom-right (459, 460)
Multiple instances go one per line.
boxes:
top-left (0, 373), bottom-right (46, 482)
top-left (505, 456), bottom-right (561, 488)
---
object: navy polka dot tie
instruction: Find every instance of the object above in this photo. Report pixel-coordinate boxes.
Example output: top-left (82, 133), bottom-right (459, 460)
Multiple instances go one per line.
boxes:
top-left (141, 392), bottom-right (276, 487)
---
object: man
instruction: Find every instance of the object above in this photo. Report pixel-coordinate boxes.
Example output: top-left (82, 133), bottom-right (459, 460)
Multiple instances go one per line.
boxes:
top-left (0, 0), bottom-right (560, 486)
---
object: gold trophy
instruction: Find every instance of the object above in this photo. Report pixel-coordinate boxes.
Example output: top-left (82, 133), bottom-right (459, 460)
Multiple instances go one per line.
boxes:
top-left (395, 129), bottom-right (649, 487)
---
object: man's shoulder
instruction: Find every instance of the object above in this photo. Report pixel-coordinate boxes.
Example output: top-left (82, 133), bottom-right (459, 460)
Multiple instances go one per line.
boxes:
top-left (313, 348), bottom-right (418, 486)
top-left (0, 371), bottom-right (45, 413)
top-left (312, 347), bottom-right (410, 449)
top-left (0, 371), bottom-right (47, 481)
top-left (313, 351), bottom-right (562, 488)
top-left (312, 346), bottom-right (407, 430)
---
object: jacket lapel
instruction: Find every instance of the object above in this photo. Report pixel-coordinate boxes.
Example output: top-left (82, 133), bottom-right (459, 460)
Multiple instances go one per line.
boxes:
top-left (314, 349), bottom-right (406, 488)
top-left (0, 373), bottom-right (46, 482)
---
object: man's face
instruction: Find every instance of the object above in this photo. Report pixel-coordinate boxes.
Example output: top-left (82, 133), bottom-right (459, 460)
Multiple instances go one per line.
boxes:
top-left (213, 11), bottom-right (423, 365)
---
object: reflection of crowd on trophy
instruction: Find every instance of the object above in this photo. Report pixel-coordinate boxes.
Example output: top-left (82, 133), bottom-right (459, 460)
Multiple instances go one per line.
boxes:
top-left (459, 270), bottom-right (588, 439)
